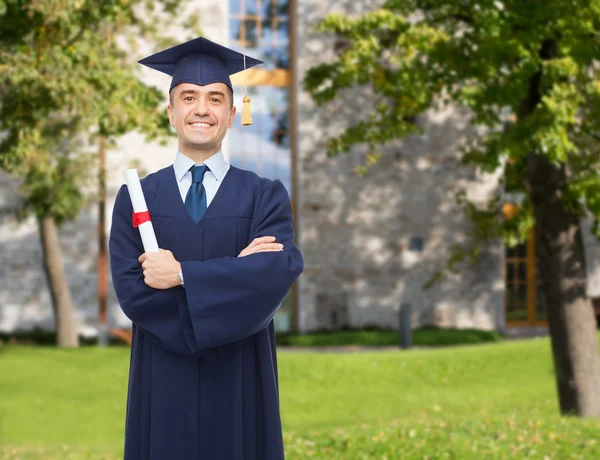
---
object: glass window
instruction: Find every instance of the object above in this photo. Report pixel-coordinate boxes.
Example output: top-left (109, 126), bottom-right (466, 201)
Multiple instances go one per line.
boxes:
top-left (229, 0), bottom-right (290, 69)
top-left (504, 233), bottom-right (546, 325)
top-left (230, 0), bottom-right (242, 14)
top-left (228, 86), bottom-right (291, 192)
top-left (229, 0), bottom-right (292, 333)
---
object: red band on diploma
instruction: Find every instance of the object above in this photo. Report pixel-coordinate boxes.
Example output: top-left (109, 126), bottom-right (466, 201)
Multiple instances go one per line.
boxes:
top-left (132, 210), bottom-right (151, 228)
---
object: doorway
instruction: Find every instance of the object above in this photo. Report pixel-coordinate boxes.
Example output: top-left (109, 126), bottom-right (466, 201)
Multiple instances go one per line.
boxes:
top-left (505, 229), bottom-right (548, 326)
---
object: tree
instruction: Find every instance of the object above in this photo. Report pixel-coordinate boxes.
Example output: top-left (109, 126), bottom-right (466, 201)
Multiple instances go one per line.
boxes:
top-left (0, 0), bottom-right (198, 347)
top-left (304, 0), bottom-right (600, 417)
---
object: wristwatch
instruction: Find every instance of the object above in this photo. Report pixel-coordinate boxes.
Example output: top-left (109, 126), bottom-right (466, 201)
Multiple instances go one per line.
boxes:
top-left (177, 268), bottom-right (184, 286)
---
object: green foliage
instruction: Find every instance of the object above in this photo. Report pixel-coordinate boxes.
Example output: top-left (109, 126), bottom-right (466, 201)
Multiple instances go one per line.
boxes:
top-left (1, 336), bottom-right (600, 457)
top-left (0, 327), bottom-right (125, 346)
top-left (304, 0), bottom-right (600, 281)
top-left (275, 326), bottom-right (503, 347)
top-left (18, 155), bottom-right (85, 225)
top-left (0, 0), bottom-right (192, 224)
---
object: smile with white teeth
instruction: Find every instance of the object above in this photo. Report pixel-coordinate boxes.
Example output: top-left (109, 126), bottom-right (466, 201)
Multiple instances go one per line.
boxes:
top-left (189, 122), bottom-right (213, 127)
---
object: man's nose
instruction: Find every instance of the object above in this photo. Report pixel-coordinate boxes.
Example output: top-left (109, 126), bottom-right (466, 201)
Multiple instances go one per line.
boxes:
top-left (193, 98), bottom-right (210, 116)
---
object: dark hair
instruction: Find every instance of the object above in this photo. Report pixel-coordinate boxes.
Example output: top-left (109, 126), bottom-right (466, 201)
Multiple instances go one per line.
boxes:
top-left (169, 85), bottom-right (234, 108)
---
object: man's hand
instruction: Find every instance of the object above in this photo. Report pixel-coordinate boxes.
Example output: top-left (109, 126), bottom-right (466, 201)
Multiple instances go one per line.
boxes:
top-left (238, 236), bottom-right (283, 257)
top-left (138, 249), bottom-right (181, 289)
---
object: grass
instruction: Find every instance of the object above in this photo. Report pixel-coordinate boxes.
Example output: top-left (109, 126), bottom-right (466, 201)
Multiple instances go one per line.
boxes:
top-left (275, 326), bottom-right (503, 347)
top-left (0, 335), bottom-right (599, 459)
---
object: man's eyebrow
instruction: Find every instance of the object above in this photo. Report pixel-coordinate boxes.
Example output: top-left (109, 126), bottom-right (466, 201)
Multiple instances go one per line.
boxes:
top-left (207, 91), bottom-right (225, 98)
top-left (178, 89), bottom-right (200, 97)
top-left (178, 89), bottom-right (225, 99)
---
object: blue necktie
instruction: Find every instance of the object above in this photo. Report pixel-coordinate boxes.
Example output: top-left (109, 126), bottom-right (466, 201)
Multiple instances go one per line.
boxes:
top-left (185, 164), bottom-right (210, 223)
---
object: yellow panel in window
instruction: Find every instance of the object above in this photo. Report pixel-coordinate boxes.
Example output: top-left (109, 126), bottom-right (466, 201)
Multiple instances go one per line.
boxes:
top-left (231, 68), bottom-right (290, 87)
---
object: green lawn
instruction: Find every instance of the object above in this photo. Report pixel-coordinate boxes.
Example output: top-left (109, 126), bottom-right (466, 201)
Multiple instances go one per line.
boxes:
top-left (1, 336), bottom-right (599, 459)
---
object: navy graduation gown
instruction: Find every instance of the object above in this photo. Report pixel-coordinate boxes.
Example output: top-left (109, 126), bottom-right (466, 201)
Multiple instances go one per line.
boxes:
top-left (108, 164), bottom-right (304, 460)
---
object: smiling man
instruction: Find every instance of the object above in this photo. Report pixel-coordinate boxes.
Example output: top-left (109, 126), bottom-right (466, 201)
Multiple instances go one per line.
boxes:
top-left (108, 37), bottom-right (304, 460)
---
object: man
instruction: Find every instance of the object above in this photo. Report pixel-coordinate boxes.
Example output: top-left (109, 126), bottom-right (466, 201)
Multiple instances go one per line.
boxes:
top-left (109, 36), bottom-right (304, 460)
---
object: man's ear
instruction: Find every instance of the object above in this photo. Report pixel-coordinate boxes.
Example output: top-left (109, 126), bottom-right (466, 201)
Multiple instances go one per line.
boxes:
top-left (228, 105), bottom-right (237, 129)
top-left (167, 104), bottom-right (174, 127)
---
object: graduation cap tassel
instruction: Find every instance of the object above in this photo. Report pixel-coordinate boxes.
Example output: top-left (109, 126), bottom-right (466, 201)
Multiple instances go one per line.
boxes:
top-left (241, 53), bottom-right (252, 126)
top-left (242, 95), bottom-right (252, 126)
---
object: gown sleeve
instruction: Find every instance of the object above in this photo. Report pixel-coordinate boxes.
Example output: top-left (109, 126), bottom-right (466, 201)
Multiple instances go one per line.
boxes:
top-left (108, 178), bottom-right (303, 356)
top-left (179, 178), bottom-right (304, 350)
top-left (109, 182), bottom-right (216, 357)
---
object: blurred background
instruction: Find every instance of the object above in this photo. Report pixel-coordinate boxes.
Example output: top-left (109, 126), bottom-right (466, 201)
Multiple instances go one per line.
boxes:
top-left (1, 0), bottom-right (600, 458)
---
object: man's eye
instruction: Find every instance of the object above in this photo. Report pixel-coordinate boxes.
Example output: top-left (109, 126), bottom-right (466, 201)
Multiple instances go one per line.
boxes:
top-left (184, 97), bottom-right (194, 101)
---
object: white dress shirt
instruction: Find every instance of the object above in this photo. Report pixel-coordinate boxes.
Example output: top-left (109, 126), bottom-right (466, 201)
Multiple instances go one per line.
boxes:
top-left (173, 150), bottom-right (231, 205)
top-left (173, 151), bottom-right (233, 283)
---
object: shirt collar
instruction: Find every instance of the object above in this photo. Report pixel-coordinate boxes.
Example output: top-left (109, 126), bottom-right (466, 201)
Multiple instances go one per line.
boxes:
top-left (173, 150), bottom-right (228, 182)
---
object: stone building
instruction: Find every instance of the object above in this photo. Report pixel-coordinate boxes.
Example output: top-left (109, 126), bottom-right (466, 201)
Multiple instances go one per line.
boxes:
top-left (2, 0), bottom-right (600, 338)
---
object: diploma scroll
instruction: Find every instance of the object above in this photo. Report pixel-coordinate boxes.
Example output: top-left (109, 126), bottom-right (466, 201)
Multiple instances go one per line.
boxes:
top-left (124, 169), bottom-right (159, 253)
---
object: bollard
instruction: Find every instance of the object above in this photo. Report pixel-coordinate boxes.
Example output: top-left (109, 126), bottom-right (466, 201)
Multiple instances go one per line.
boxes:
top-left (98, 323), bottom-right (109, 347)
top-left (399, 303), bottom-right (412, 349)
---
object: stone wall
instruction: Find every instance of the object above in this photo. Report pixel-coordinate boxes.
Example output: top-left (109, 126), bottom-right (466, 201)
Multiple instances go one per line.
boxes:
top-left (294, 0), bottom-right (600, 332)
top-left (295, 0), bottom-right (505, 332)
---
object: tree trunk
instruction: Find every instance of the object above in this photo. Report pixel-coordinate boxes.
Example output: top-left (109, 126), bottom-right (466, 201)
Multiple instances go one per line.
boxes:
top-left (527, 153), bottom-right (600, 417)
top-left (38, 215), bottom-right (79, 348)
top-left (98, 136), bottom-right (108, 346)
top-left (519, 38), bottom-right (600, 417)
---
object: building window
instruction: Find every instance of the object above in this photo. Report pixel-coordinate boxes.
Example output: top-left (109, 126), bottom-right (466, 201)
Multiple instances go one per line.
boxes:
top-left (505, 229), bottom-right (547, 326)
top-left (230, 0), bottom-right (289, 70)
top-left (409, 236), bottom-right (425, 252)
top-left (228, 0), bottom-right (293, 332)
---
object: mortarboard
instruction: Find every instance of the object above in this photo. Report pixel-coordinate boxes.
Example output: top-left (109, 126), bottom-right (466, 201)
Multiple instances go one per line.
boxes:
top-left (138, 36), bottom-right (262, 126)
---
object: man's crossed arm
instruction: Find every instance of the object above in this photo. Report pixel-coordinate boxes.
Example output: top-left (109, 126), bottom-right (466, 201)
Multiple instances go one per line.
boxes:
top-left (138, 236), bottom-right (284, 290)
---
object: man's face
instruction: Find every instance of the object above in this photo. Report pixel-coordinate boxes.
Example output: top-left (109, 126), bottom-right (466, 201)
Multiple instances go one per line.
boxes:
top-left (167, 82), bottom-right (236, 154)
